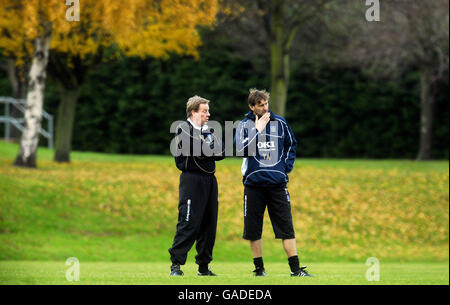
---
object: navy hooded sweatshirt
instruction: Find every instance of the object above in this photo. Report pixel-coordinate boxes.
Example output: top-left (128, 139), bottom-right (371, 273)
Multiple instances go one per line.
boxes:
top-left (234, 110), bottom-right (298, 187)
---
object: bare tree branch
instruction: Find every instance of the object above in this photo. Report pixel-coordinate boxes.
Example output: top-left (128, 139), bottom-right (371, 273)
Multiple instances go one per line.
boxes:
top-left (284, 0), bottom-right (333, 51)
top-left (256, 0), bottom-right (271, 37)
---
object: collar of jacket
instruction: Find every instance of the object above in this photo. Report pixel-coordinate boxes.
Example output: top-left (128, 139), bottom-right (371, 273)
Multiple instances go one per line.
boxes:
top-left (186, 119), bottom-right (209, 134)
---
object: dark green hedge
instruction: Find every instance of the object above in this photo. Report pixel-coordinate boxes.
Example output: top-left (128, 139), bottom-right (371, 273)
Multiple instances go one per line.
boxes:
top-left (1, 40), bottom-right (448, 159)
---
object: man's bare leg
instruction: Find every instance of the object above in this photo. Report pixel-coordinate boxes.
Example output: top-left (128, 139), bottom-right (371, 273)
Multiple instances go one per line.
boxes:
top-left (250, 239), bottom-right (265, 275)
top-left (282, 238), bottom-right (298, 257)
top-left (250, 239), bottom-right (263, 258)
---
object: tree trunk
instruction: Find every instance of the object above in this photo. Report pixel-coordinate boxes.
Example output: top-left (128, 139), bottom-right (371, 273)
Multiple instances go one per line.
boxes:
top-left (416, 69), bottom-right (435, 161)
top-left (270, 0), bottom-right (290, 117)
top-left (7, 59), bottom-right (27, 99)
top-left (6, 59), bottom-right (27, 141)
top-left (14, 29), bottom-right (51, 168)
top-left (53, 85), bottom-right (80, 163)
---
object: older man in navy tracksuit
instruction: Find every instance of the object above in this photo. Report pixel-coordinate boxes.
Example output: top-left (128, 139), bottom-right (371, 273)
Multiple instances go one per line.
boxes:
top-left (235, 89), bottom-right (313, 277)
top-left (169, 96), bottom-right (224, 277)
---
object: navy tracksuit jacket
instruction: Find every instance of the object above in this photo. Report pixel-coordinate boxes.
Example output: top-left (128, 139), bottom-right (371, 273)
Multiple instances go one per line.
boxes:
top-left (169, 120), bottom-right (224, 266)
top-left (235, 110), bottom-right (298, 187)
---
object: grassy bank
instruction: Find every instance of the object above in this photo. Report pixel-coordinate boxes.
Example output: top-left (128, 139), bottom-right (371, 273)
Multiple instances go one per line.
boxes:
top-left (0, 141), bottom-right (448, 263)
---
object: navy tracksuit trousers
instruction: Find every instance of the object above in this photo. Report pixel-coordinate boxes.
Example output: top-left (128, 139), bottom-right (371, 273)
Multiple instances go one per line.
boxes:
top-left (168, 171), bottom-right (218, 266)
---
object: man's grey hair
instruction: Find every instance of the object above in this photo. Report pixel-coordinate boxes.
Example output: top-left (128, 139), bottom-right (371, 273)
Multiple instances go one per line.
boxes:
top-left (186, 95), bottom-right (210, 118)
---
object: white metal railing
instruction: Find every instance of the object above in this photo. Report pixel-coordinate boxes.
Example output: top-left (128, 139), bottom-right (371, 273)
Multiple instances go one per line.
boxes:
top-left (0, 96), bottom-right (53, 149)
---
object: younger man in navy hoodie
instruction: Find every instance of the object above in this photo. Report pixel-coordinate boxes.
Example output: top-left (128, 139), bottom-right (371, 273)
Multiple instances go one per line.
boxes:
top-left (235, 89), bottom-right (313, 277)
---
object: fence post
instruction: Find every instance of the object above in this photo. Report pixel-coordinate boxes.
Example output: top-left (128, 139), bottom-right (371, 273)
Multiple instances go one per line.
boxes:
top-left (5, 100), bottom-right (10, 142)
top-left (1, 97), bottom-right (53, 148)
top-left (48, 116), bottom-right (53, 149)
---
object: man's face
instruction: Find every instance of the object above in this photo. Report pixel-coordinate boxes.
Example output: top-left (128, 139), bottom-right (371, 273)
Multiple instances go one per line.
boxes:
top-left (250, 99), bottom-right (269, 118)
top-left (192, 103), bottom-right (210, 126)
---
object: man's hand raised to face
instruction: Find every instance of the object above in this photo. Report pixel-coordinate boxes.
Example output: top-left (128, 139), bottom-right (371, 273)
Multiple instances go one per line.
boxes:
top-left (255, 112), bottom-right (270, 134)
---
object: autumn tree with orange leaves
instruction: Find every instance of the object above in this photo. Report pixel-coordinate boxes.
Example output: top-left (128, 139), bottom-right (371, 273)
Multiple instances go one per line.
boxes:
top-left (0, 0), bottom-right (219, 167)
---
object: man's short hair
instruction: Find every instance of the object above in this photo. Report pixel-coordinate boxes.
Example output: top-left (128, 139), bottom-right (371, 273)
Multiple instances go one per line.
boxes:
top-left (248, 88), bottom-right (270, 106)
top-left (186, 95), bottom-right (210, 118)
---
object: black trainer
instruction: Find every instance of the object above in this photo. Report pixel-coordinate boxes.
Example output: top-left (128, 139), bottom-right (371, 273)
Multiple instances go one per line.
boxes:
top-left (253, 267), bottom-right (266, 277)
top-left (170, 264), bottom-right (184, 276)
top-left (197, 268), bottom-right (217, 276)
top-left (291, 266), bottom-right (314, 277)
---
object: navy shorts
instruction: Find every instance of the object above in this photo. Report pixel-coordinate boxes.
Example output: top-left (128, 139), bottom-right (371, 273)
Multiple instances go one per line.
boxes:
top-left (243, 184), bottom-right (296, 241)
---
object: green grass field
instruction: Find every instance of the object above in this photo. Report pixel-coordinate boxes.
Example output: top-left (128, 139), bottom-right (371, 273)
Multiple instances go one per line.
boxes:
top-left (1, 261), bottom-right (448, 285)
top-left (0, 141), bottom-right (448, 285)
